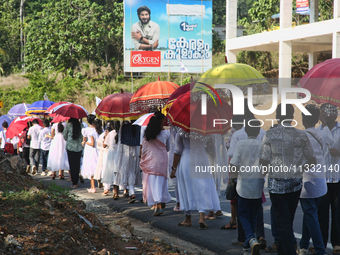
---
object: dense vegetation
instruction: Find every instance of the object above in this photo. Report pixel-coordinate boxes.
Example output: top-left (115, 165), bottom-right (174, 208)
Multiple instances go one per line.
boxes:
top-left (0, 0), bottom-right (335, 113)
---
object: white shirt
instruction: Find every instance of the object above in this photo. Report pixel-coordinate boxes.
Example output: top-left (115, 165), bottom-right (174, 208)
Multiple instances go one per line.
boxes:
top-left (230, 138), bottom-right (265, 199)
top-left (0, 130), bottom-right (10, 149)
top-left (317, 122), bottom-right (340, 182)
top-left (300, 127), bottom-right (328, 198)
top-left (27, 124), bottom-right (43, 149)
top-left (11, 136), bottom-right (19, 150)
top-left (38, 127), bottom-right (52, 151)
top-left (228, 127), bottom-right (265, 158)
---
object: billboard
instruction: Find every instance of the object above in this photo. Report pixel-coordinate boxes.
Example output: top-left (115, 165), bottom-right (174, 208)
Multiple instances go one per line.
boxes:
top-left (296, 0), bottom-right (309, 14)
top-left (124, 0), bottom-right (212, 73)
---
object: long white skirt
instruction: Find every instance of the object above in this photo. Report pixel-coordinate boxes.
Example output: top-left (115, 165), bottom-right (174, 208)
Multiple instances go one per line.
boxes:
top-left (102, 146), bottom-right (118, 184)
top-left (94, 149), bottom-right (108, 181)
top-left (81, 144), bottom-right (98, 179)
top-left (143, 173), bottom-right (171, 207)
top-left (114, 144), bottom-right (142, 187)
top-left (177, 149), bottom-right (221, 212)
top-left (47, 133), bottom-right (69, 172)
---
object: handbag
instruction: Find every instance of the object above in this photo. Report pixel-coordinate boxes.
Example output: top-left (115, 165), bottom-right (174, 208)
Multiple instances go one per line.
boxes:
top-left (226, 179), bottom-right (237, 200)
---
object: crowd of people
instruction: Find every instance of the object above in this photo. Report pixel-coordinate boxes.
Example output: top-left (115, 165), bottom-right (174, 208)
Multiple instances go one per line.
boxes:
top-left (2, 100), bottom-right (340, 255)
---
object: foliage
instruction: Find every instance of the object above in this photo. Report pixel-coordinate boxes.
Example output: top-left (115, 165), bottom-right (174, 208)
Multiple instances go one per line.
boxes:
top-left (0, 0), bottom-right (22, 75)
top-left (24, 0), bottom-right (123, 72)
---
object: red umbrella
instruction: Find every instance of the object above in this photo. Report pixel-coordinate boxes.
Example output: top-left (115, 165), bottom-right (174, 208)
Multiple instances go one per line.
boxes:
top-left (46, 101), bottom-right (70, 116)
top-left (96, 90), bottom-right (145, 121)
top-left (297, 58), bottom-right (340, 107)
top-left (167, 91), bottom-right (233, 136)
top-left (51, 103), bottom-right (88, 119)
top-left (7, 116), bottom-right (43, 139)
top-left (130, 77), bottom-right (179, 111)
top-left (162, 77), bottom-right (195, 114)
top-left (51, 114), bottom-right (70, 123)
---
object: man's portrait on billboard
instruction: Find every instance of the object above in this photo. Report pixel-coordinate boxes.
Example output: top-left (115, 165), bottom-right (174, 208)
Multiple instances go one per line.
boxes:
top-left (131, 6), bottom-right (160, 51)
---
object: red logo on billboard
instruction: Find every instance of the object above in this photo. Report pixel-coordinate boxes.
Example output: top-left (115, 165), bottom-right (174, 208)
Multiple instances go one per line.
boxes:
top-left (130, 51), bottom-right (161, 67)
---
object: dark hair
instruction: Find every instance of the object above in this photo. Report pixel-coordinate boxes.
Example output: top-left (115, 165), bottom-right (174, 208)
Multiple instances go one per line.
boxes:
top-left (114, 121), bottom-right (120, 144)
top-left (32, 119), bottom-right (39, 125)
top-left (137, 5), bottom-right (150, 15)
top-left (69, 118), bottom-right (81, 140)
top-left (43, 119), bottom-right (50, 128)
top-left (144, 111), bottom-right (165, 141)
top-left (27, 121), bottom-right (32, 128)
top-left (87, 114), bottom-right (96, 125)
top-left (106, 120), bottom-right (114, 132)
top-left (94, 119), bottom-right (103, 135)
top-left (106, 121), bottom-right (114, 132)
top-left (57, 122), bottom-right (64, 133)
top-left (276, 103), bottom-right (294, 121)
top-left (232, 115), bottom-right (245, 129)
top-left (245, 119), bottom-right (261, 137)
top-left (2, 121), bottom-right (8, 129)
top-left (302, 104), bottom-right (320, 127)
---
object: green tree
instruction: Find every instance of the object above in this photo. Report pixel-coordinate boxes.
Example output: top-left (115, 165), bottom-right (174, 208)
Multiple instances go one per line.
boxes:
top-left (24, 0), bottom-right (122, 72)
top-left (0, 0), bottom-right (21, 75)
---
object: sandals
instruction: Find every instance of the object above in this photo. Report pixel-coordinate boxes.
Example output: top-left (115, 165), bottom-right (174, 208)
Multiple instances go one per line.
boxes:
top-left (178, 221), bottom-right (191, 227)
top-left (113, 194), bottom-right (119, 200)
top-left (204, 215), bottom-right (216, 220)
top-left (70, 184), bottom-right (79, 189)
top-left (215, 211), bottom-right (223, 217)
top-left (60, 175), bottom-right (65, 180)
top-left (308, 247), bottom-right (316, 254)
top-left (333, 245), bottom-right (340, 254)
top-left (199, 222), bottom-right (208, 230)
top-left (128, 195), bottom-right (136, 203)
top-left (87, 188), bottom-right (96, 193)
top-left (153, 208), bottom-right (164, 216)
top-left (101, 190), bottom-right (109, 196)
top-left (220, 221), bottom-right (237, 230)
top-left (264, 243), bottom-right (277, 253)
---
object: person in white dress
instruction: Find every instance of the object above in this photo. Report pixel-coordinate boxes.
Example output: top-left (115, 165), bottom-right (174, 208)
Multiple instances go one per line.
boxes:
top-left (114, 121), bottom-right (142, 202)
top-left (46, 122), bottom-right (69, 179)
top-left (102, 121), bottom-right (119, 199)
top-left (140, 111), bottom-right (171, 215)
top-left (94, 122), bottom-right (113, 196)
top-left (0, 121), bottom-right (10, 149)
top-left (170, 130), bottom-right (221, 230)
top-left (82, 118), bottom-right (102, 193)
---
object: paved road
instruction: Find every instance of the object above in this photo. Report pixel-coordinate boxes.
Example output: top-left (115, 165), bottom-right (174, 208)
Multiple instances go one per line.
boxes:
top-left (32, 171), bottom-right (334, 254)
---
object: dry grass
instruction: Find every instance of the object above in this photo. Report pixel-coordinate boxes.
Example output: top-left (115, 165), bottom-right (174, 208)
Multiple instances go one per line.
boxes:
top-left (0, 73), bottom-right (29, 89)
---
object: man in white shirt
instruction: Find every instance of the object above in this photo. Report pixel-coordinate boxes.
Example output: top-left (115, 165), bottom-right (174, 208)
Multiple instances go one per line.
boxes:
top-left (38, 119), bottom-right (52, 176)
top-left (131, 6), bottom-right (160, 51)
top-left (299, 105), bottom-right (331, 255)
top-left (27, 119), bottom-right (43, 175)
top-left (316, 103), bottom-right (340, 253)
top-left (230, 120), bottom-right (265, 255)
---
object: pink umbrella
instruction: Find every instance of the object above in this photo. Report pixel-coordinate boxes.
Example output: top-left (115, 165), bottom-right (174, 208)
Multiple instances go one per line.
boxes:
top-left (51, 114), bottom-right (70, 123)
top-left (51, 103), bottom-right (88, 119)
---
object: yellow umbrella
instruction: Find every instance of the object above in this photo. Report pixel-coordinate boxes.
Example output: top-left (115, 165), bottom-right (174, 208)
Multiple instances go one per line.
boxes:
top-left (193, 63), bottom-right (269, 96)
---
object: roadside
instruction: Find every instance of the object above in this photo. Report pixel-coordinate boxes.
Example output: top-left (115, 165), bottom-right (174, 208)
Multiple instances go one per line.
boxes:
top-left (0, 154), bottom-right (216, 255)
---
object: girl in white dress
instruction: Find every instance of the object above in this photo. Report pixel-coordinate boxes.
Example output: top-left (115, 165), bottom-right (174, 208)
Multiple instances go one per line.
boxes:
top-left (81, 115), bottom-right (95, 181)
top-left (47, 122), bottom-right (69, 179)
top-left (140, 112), bottom-right (171, 215)
top-left (82, 118), bottom-right (102, 193)
top-left (102, 122), bottom-right (119, 199)
top-left (170, 130), bottom-right (221, 230)
top-left (114, 122), bottom-right (142, 201)
top-left (94, 122), bottom-right (113, 195)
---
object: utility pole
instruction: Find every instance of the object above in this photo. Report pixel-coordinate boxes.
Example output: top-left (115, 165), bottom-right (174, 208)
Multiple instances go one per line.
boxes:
top-left (20, 0), bottom-right (25, 73)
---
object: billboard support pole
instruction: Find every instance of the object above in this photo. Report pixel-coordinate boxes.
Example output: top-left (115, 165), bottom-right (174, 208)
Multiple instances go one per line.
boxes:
top-left (131, 72), bottom-right (133, 93)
